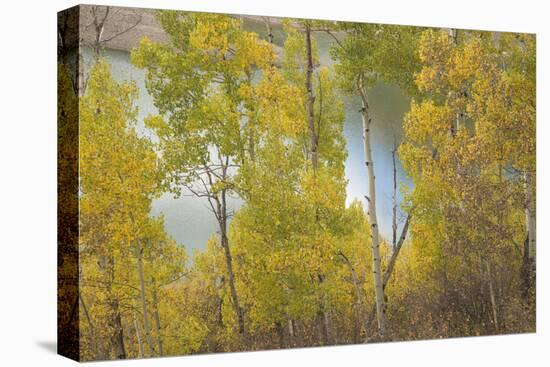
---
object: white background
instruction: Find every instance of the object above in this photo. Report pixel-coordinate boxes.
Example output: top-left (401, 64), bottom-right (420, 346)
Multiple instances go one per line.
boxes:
top-left (0, 0), bottom-right (548, 365)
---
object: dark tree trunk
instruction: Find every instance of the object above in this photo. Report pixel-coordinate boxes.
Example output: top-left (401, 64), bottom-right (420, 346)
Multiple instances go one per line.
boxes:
top-left (218, 188), bottom-right (246, 338)
top-left (305, 23), bottom-right (318, 172)
top-left (275, 321), bottom-right (285, 348)
top-left (111, 299), bottom-right (127, 360)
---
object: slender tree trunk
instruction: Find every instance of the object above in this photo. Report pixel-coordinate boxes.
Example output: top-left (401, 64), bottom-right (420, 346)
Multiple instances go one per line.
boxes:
top-left (366, 215), bottom-right (411, 330)
top-left (382, 215), bottom-right (411, 288)
top-left (449, 28), bottom-right (458, 44)
top-left (263, 17), bottom-right (274, 44)
top-left (77, 39), bottom-right (85, 96)
top-left (218, 189), bottom-right (246, 337)
top-left (448, 28), bottom-right (463, 136)
top-left (323, 309), bottom-right (332, 344)
top-left (248, 122), bottom-right (256, 163)
top-left (320, 310), bottom-right (333, 345)
top-left (525, 171), bottom-right (536, 263)
top-left (151, 280), bottom-right (164, 356)
top-left (246, 73), bottom-right (256, 163)
top-left (80, 292), bottom-right (104, 360)
top-left (136, 240), bottom-right (155, 356)
top-left (317, 307), bottom-right (329, 345)
top-left (520, 170), bottom-right (536, 300)
top-left (91, 6), bottom-right (110, 59)
top-left (305, 23), bottom-right (318, 172)
top-left (111, 299), bottom-right (126, 359)
top-left (339, 250), bottom-right (368, 335)
top-left (133, 305), bottom-right (144, 358)
top-left (303, 23), bottom-right (333, 345)
top-left (521, 235), bottom-right (532, 298)
top-left (123, 318), bottom-right (137, 358)
top-left (391, 142), bottom-right (398, 250)
top-left (288, 319), bottom-right (295, 346)
top-left (101, 255), bottom-right (126, 359)
top-left (275, 320), bottom-right (285, 348)
top-left (303, 24), bottom-right (336, 345)
top-left (220, 225), bottom-right (245, 336)
top-left (485, 261), bottom-right (499, 332)
top-left (358, 81), bottom-right (386, 338)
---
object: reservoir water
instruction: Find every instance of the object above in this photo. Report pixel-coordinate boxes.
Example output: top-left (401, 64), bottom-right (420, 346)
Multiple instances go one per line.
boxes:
top-left (99, 21), bottom-right (413, 253)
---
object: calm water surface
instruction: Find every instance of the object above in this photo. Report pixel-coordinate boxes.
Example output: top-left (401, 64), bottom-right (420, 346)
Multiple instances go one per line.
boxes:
top-left (100, 23), bottom-right (413, 253)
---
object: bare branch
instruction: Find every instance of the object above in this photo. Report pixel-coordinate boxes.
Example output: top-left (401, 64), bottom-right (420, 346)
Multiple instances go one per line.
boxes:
top-left (321, 28), bottom-right (344, 49)
top-left (100, 14), bottom-right (143, 44)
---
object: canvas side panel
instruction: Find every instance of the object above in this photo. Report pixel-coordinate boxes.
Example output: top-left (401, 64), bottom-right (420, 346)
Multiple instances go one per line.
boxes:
top-left (57, 5), bottom-right (81, 362)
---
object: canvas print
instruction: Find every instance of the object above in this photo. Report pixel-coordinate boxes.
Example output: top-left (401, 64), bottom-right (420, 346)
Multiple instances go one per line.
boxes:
top-left (57, 4), bottom-right (536, 362)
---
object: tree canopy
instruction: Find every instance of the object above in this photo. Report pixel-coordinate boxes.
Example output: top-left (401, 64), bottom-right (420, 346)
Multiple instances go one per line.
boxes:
top-left (60, 8), bottom-right (536, 360)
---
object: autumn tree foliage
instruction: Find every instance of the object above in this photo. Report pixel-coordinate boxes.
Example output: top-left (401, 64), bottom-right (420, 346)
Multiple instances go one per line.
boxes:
top-left (78, 61), bottom-right (187, 360)
top-left (67, 9), bottom-right (536, 360)
top-left (330, 22), bottom-right (423, 338)
top-left (397, 30), bottom-right (536, 337)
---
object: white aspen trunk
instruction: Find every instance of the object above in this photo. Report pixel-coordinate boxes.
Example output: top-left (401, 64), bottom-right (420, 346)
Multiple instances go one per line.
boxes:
top-left (449, 28), bottom-right (458, 45)
top-left (288, 319), bottom-right (295, 345)
top-left (263, 17), bottom-right (274, 44)
top-left (305, 23), bottom-right (318, 172)
top-left (136, 239), bottom-right (155, 356)
top-left (391, 143), bottom-right (398, 250)
top-left (449, 28), bottom-right (462, 136)
top-left (525, 171), bottom-right (536, 262)
top-left (91, 5), bottom-right (109, 58)
top-left (77, 39), bottom-right (85, 96)
top-left (485, 261), bottom-right (499, 331)
top-left (151, 280), bottom-right (164, 356)
top-left (358, 82), bottom-right (386, 337)
top-left (133, 305), bottom-right (144, 358)
top-left (244, 71), bottom-right (257, 163)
